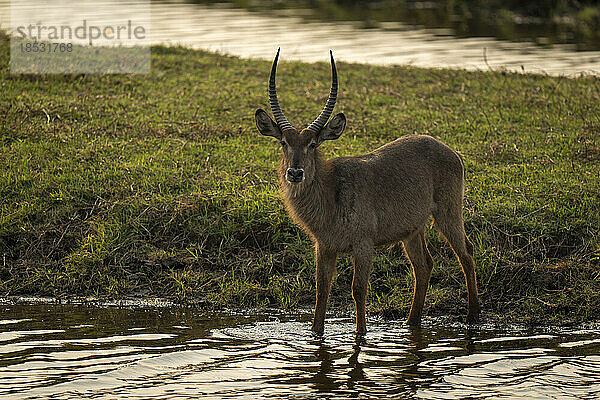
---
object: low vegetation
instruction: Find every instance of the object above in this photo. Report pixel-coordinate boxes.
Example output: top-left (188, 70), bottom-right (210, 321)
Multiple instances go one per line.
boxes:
top-left (1, 32), bottom-right (599, 325)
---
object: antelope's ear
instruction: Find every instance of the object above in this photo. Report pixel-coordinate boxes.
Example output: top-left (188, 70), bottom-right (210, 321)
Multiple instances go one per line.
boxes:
top-left (255, 109), bottom-right (282, 140)
top-left (317, 113), bottom-right (346, 144)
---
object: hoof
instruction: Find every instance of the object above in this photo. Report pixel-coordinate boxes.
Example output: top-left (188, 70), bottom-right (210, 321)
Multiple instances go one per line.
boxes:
top-left (311, 324), bottom-right (324, 336)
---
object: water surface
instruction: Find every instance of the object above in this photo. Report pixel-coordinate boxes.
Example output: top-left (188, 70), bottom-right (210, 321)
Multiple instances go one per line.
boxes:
top-left (1, 1), bottom-right (599, 75)
top-left (1, 303), bottom-right (600, 399)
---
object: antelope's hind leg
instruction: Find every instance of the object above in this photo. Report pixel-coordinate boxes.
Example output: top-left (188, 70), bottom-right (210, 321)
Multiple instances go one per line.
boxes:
top-left (434, 211), bottom-right (480, 323)
top-left (404, 231), bottom-right (434, 326)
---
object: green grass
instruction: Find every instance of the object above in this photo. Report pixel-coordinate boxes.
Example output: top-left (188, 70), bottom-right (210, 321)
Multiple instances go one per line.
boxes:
top-left (1, 32), bottom-right (599, 325)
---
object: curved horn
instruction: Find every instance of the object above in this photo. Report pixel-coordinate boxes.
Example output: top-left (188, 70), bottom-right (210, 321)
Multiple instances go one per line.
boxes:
top-left (305, 50), bottom-right (338, 134)
top-left (269, 48), bottom-right (293, 132)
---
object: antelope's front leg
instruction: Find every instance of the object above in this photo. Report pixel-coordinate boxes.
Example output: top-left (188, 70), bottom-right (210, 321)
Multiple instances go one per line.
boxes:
top-left (312, 245), bottom-right (337, 335)
top-left (352, 241), bottom-right (374, 335)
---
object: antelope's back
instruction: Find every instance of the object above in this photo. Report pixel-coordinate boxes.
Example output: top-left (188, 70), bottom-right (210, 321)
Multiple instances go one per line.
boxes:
top-left (331, 134), bottom-right (465, 244)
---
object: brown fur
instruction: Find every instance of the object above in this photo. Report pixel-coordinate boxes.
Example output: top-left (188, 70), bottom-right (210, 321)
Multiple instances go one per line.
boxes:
top-left (255, 112), bottom-right (480, 335)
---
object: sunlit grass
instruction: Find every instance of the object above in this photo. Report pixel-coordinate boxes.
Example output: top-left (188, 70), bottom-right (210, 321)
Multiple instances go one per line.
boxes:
top-left (0, 32), bottom-right (599, 323)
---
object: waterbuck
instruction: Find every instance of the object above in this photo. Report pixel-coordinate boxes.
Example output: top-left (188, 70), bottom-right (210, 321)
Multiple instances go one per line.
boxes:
top-left (254, 49), bottom-right (480, 334)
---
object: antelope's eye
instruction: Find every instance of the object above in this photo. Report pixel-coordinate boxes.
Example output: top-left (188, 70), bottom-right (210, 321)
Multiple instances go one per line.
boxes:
top-left (280, 140), bottom-right (287, 148)
top-left (308, 142), bottom-right (317, 150)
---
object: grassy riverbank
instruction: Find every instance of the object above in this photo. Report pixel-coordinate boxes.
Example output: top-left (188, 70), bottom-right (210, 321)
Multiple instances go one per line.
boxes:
top-left (1, 32), bottom-right (599, 325)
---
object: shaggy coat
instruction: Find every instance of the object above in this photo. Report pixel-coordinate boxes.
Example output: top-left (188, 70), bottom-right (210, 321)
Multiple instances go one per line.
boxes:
top-left (255, 49), bottom-right (479, 334)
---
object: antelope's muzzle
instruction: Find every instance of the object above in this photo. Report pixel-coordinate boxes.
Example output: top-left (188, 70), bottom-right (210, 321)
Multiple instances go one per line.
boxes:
top-left (286, 168), bottom-right (304, 183)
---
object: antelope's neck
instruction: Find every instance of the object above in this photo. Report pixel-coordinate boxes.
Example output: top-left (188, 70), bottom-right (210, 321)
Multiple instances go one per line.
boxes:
top-left (278, 153), bottom-right (335, 240)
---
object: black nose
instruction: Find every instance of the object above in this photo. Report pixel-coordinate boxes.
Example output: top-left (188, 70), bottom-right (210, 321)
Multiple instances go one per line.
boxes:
top-left (286, 168), bottom-right (304, 182)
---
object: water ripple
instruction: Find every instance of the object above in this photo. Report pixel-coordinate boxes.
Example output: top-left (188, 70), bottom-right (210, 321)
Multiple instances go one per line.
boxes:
top-left (1, 304), bottom-right (599, 399)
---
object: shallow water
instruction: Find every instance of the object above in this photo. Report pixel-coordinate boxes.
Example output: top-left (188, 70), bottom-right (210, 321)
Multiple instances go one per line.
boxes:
top-left (1, 0), bottom-right (600, 75)
top-left (1, 303), bottom-right (600, 399)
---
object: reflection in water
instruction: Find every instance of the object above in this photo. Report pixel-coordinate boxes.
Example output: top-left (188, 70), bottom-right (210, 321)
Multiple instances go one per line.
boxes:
top-left (347, 336), bottom-right (366, 385)
top-left (313, 341), bottom-right (338, 392)
top-left (1, 303), bottom-right (600, 399)
top-left (191, 0), bottom-right (600, 51)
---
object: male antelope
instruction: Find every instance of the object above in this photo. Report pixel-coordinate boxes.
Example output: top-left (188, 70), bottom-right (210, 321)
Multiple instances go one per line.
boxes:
top-left (254, 49), bottom-right (480, 334)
